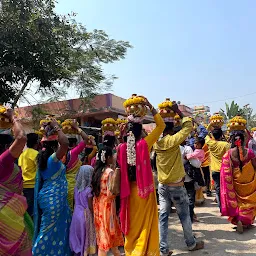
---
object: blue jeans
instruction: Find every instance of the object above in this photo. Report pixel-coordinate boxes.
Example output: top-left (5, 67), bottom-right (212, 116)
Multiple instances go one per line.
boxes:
top-left (212, 171), bottom-right (221, 210)
top-left (158, 184), bottom-right (196, 253)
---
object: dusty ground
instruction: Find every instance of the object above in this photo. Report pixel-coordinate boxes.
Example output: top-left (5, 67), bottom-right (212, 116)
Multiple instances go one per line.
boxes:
top-left (115, 195), bottom-right (256, 255)
top-left (168, 196), bottom-right (256, 256)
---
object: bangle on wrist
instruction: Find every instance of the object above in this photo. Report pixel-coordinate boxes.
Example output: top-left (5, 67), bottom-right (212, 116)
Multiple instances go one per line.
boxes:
top-left (77, 128), bottom-right (83, 134)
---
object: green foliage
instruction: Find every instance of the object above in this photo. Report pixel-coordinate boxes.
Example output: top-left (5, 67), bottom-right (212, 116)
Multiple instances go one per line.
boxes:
top-left (0, 83), bottom-right (16, 104)
top-left (241, 105), bottom-right (256, 129)
top-left (0, 0), bottom-right (132, 105)
top-left (220, 101), bottom-right (256, 129)
top-left (220, 101), bottom-right (244, 120)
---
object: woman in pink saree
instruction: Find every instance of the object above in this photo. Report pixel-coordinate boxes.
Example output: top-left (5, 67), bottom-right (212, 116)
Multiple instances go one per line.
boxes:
top-left (220, 130), bottom-right (256, 234)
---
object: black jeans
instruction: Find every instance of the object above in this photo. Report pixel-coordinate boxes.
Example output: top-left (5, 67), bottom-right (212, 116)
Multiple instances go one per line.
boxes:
top-left (212, 171), bottom-right (221, 210)
top-left (23, 188), bottom-right (34, 219)
top-left (202, 166), bottom-right (211, 193)
top-left (184, 181), bottom-right (196, 222)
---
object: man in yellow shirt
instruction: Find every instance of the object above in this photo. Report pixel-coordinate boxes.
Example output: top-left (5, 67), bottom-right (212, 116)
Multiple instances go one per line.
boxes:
top-left (18, 133), bottom-right (39, 218)
top-left (205, 128), bottom-right (230, 210)
top-left (154, 105), bottom-right (204, 255)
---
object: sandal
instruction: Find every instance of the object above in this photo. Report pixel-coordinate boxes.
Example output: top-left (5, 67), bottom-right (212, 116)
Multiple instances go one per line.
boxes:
top-left (160, 251), bottom-right (173, 256)
top-left (189, 241), bottom-right (204, 251)
top-left (237, 221), bottom-right (244, 234)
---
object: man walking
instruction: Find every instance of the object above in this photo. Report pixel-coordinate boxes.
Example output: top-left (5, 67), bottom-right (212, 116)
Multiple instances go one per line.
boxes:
top-left (154, 104), bottom-right (204, 256)
top-left (205, 128), bottom-right (230, 210)
top-left (19, 133), bottom-right (40, 218)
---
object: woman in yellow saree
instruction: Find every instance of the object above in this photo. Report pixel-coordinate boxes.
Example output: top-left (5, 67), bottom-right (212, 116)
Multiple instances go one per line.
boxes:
top-left (118, 96), bottom-right (165, 256)
top-left (220, 129), bottom-right (256, 234)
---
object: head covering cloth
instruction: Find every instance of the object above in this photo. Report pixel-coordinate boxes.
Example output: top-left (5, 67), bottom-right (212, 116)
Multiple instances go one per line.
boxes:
top-left (75, 165), bottom-right (94, 192)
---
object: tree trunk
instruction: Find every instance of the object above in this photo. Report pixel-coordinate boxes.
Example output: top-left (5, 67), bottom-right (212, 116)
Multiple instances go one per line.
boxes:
top-left (12, 77), bottom-right (31, 107)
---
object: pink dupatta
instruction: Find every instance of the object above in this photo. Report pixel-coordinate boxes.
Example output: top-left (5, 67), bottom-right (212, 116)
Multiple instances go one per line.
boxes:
top-left (220, 151), bottom-right (239, 217)
top-left (118, 139), bottom-right (154, 235)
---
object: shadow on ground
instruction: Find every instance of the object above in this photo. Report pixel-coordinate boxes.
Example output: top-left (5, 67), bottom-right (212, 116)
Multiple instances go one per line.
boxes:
top-left (168, 197), bottom-right (256, 256)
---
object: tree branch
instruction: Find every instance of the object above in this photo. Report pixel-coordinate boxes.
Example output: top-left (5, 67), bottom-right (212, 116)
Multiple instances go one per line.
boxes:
top-left (13, 76), bottom-right (31, 107)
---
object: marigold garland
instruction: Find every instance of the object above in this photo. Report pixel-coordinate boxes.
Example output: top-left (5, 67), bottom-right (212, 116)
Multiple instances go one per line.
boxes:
top-left (101, 118), bottom-right (117, 132)
top-left (123, 94), bottom-right (147, 117)
top-left (35, 130), bottom-right (44, 138)
top-left (61, 119), bottom-right (80, 134)
top-left (158, 98), bottom-right (175, 118)
top-left (39, 116), bottom-right (61, 136)
top-left (0, 105), bottom-right (18, 129)
top-left (116, 118), bottom-right (128, 125)
top-left (210, 113), bottom-right (224, 128)
top-left (228, 116), bottom-right (247, 131)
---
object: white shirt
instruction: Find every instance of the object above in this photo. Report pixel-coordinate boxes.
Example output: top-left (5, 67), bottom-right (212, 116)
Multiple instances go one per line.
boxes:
top-left (180, 145), bottom-right (201, 183)
top-left (180, 145), bottom-right (201, 168)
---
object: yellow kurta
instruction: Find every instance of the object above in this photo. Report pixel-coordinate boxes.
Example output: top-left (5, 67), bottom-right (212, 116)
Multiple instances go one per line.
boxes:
top-left (124, 113), bottom-right (165, 256)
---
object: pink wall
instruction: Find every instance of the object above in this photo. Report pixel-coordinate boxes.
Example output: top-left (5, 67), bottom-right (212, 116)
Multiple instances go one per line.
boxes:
top-left (111, 94), bottom-right (126, 109)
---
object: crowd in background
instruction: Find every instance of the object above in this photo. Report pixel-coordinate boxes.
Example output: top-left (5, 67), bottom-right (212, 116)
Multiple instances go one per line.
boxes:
top-left (0, 97), bottom-right (256, 256)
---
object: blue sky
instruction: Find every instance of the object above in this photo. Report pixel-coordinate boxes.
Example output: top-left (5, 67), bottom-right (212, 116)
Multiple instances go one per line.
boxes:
top-left (55, 0), bottom-right (256, 114)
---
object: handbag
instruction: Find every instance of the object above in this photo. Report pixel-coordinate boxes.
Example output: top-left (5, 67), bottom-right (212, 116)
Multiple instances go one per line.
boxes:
top-left (109, 167), bottom-right (121, 195)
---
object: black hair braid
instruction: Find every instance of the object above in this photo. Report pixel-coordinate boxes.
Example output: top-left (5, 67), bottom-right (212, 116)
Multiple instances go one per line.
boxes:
top-left (236, 147), bottom-right (243, 172)
top-left (92, 146), bottom-right (113, 197)
top-left (68, 138), bottom-right (78, 148)
top-left (37, 141), bottom-right (58, 171)
top-left (231, 131), bottom-right (245, 172)
top-left (103, 135), bottom-right (116, 149)
top-left (127, 122), bottom-right (142, 140)
top-left (81, 147), bottom-right (93, 163)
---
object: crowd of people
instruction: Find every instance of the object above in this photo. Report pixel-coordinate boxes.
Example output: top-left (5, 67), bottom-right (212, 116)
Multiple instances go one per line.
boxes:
top-left (0, 96), bottom-right (256, 256)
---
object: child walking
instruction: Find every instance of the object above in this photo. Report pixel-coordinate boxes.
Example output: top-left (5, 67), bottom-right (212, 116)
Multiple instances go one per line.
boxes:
top-left (92, 147), bottom-right (124, 256)
top-left (69, 165), bottom-right (96, 256)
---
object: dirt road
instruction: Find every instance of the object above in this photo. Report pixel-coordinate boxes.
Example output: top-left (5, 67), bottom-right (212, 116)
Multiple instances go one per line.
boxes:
top-left (112, 195), bottom-right (256, 255)
top-left (169, 196), bottom-right (256, 255)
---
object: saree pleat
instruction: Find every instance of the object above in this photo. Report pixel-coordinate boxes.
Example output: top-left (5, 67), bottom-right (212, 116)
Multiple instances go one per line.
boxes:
top-left (66, 160), bottom-right (82, 211)
top-left (33, 164), bottom-right (71, 255)
top-left (220, 151), bottom-right (256, 226)
top-left (124, 182), bottom-right (160, 256)
top-left (0, 165), bottom-right (32, 256)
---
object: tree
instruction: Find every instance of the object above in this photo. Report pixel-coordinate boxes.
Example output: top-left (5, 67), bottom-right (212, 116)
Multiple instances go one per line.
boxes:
top-left (0, 82), bottom-right (16, 104)
top-left (241, 105), bottom-right (256, 129)
top-left (220, 101), bottom-right (244, 120)
top-left (0, 0), bottom-right (132, 105)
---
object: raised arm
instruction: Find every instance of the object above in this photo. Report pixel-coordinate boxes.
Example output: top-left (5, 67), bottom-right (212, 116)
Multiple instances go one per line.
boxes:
top-left (165, 117), bottom-right (193, 148)
top-left (144, 98), bottom-right (166, 150)
top-left (197, 124), bottom-right (208, 138)
top-left (88, 145), bottom-right (98, 161)
top-left (50, 119), bottom-right (69, 160)
top-left (7, 110), bottom-right (27, 159)
top-left (71, 120), bottom-right (89, 143)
